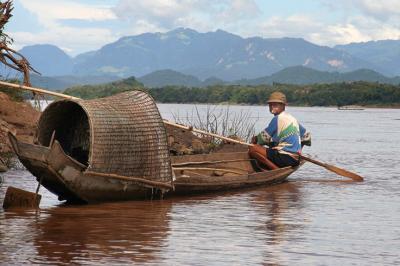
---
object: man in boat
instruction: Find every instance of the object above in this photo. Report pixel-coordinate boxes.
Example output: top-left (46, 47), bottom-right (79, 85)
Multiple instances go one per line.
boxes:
top-left (249, 91), bottom-right (311, 169)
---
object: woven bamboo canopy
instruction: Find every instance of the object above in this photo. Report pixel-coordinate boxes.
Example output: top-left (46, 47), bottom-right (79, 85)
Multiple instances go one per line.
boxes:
top-left (37, 90), bottom-right (173, 186)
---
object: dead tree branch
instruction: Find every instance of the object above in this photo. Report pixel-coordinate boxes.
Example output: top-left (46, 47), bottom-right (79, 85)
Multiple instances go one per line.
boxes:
top-left (0, 0), bottom-right (39, 86)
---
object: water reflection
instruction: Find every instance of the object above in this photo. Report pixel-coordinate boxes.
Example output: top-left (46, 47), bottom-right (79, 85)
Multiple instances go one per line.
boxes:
top-left (249, 182), bottom-right (304, 265)
top-left (2, 201), bottom-right (172, 265)
top-left (256, 182), bottom-right (302, 242)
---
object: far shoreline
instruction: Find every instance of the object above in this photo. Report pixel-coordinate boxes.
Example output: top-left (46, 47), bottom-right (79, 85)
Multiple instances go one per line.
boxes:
top-left (155, 101), bottom-right (400, 109)
top-left (30, 99), bottom-right (400, 110)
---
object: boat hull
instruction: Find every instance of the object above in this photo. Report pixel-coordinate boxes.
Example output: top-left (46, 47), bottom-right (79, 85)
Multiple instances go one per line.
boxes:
top-left (9, 134), bottom-right (156, 203)
top-left (170, 153), bottom-right (299, 195)
top-left (9, 134), bottom-right (302, 203)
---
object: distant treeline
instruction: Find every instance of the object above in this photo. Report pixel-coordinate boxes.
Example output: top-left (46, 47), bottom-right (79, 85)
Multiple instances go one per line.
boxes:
top-left (64, 79), bottom-right (400, 107)
top-left (147, 82), bottom-right (400, 107)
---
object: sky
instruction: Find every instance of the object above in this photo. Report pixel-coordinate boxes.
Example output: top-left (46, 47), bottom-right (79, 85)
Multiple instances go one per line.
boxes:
top-left (5, 0), bottom-right (400, 56)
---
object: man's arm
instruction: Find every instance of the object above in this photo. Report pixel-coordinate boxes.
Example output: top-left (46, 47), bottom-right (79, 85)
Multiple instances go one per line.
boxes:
top-left (256, 117), bottom-right (277, 146)
top-left (299, 124), bottom-right (306, 138)
top-left (299, 124), bottom-right (311, 146)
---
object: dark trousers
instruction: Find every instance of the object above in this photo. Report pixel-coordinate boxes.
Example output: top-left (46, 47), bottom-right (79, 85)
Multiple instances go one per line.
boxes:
top-left (267, 149), bottom-right (300, 168)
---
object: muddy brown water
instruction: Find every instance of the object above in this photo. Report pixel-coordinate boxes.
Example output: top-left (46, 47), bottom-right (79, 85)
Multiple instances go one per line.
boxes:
top-left (1, 105), bottom-right (399, 265)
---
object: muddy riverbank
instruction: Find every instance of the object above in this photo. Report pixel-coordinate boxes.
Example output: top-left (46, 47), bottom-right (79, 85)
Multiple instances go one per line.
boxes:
top-left (0, 92), bottom-right (40, 169)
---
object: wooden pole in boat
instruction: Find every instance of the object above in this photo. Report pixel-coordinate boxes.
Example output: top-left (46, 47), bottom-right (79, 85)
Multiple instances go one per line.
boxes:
top-left (0, 80), bottom-right (363, 181)
top-left (163, 120), bottom-right (364, 182)
top-left (172, 167), bottom-right (247, 175)
top-left (0, 80), bottom-right (80, 100)
top-left (163, 120), bottom-right (251, 146)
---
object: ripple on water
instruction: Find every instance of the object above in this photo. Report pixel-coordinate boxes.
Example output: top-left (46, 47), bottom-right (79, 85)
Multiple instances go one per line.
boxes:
top-left (1, 106), bottom-right (400, 265)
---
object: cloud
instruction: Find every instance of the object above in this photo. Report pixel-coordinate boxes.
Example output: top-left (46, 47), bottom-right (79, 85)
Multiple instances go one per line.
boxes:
top-left (13, 0), bottom-right (261, 53)
top-left (348, 0), bottom-right (400, 21)
top-left (8, 0), bottom-right (400, 55)
top-left (321, 0), bottom-right (400, 22)
top-left (324, 16), bottom-right (400, 44)
top-left (325, 0), bottom-right (400, 43)
top-left (19, 0), bottom-right (117, 23)
top-left (11, 27), bottom-right (116, 55)
top-left (258, 15), bottom-right (322, 38)
top-left (112, 0), bottom-right (260, 33)
top-left (10, 0), bottom-right (118, 55)
top-left (216, 0), bottom-right (261, 23)
top-left (256, 12), bottom-right (400, 46)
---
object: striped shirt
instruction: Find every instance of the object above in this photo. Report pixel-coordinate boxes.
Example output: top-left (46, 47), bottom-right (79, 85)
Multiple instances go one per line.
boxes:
top-left (257, 111), bottom-right (306, 154)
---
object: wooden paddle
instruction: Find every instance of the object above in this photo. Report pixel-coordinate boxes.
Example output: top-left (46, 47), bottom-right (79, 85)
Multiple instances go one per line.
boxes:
top-left (163, 120), bottom-right (364, 182)
top-left (0, 80), bottom-right (364, 181)
top-left (298, 155), bottom-right (363, 181)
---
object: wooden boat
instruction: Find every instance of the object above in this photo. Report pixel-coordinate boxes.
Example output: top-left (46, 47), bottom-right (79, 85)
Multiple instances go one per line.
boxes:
top-left (9, 133), bottom-right (302, 202)
top-left (170, 152), bottom-right (302, 195)
top-left (7, 90), bottom-right (303, 203)
top-left (338, 105), bottom-right (364, 110)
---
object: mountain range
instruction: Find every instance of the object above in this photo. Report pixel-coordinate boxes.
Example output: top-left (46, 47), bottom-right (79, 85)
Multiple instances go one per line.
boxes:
top-left (234, 66), bottom-right (400, 86)
top-left (25, 66), bottom-right (399, 90)
top-left (3, 28), bottom-right (400, 87)
top-left (71, 28), bottom-right (382, 81)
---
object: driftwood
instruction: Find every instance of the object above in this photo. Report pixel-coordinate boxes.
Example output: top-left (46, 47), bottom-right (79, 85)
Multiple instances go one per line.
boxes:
top-left (3, 186), bottom-right (41, 209)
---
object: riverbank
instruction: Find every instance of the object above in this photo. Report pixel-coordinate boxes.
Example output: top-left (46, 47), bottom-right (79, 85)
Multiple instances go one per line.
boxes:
top-left (0, 92), bottom-right (40, 169)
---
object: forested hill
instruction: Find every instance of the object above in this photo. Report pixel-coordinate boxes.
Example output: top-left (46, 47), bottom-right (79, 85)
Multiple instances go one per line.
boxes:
top-left (138, 66), bottom-right (400, 87)
top-left (64, 77), bottom-right (144, 99)
top-left (64, 80), bottom-right (400, 107)
top-left (235, 66), bottom-right (400, 86)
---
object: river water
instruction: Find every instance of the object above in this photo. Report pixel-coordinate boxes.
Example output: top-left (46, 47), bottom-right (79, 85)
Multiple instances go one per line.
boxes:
top-left (1, 104), bottom-right (399, 265)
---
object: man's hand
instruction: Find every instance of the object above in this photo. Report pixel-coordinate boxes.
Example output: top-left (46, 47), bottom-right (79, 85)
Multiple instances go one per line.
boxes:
top-left (301, 132), bottom-right (311, 147)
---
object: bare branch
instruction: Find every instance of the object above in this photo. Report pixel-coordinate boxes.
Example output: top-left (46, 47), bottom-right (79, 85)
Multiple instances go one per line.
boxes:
top-left (0, 1), bottom-right (39, 86)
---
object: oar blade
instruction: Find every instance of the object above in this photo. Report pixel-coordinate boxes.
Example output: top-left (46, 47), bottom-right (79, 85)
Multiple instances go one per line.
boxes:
top-left (323, 164), bottom-right (364, 181)
top-left (302, 155), bottom-right (364, 182)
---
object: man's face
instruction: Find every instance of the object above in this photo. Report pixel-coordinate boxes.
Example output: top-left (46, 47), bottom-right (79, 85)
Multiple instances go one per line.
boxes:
top-left (269, 102), bottom-right (285, 115)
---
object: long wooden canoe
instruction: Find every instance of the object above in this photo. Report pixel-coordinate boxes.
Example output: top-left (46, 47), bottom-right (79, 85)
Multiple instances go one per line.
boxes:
top-left (170, 152), bottom-right (302, 195)
top-left (8, 133), bottom-right (303, 203)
